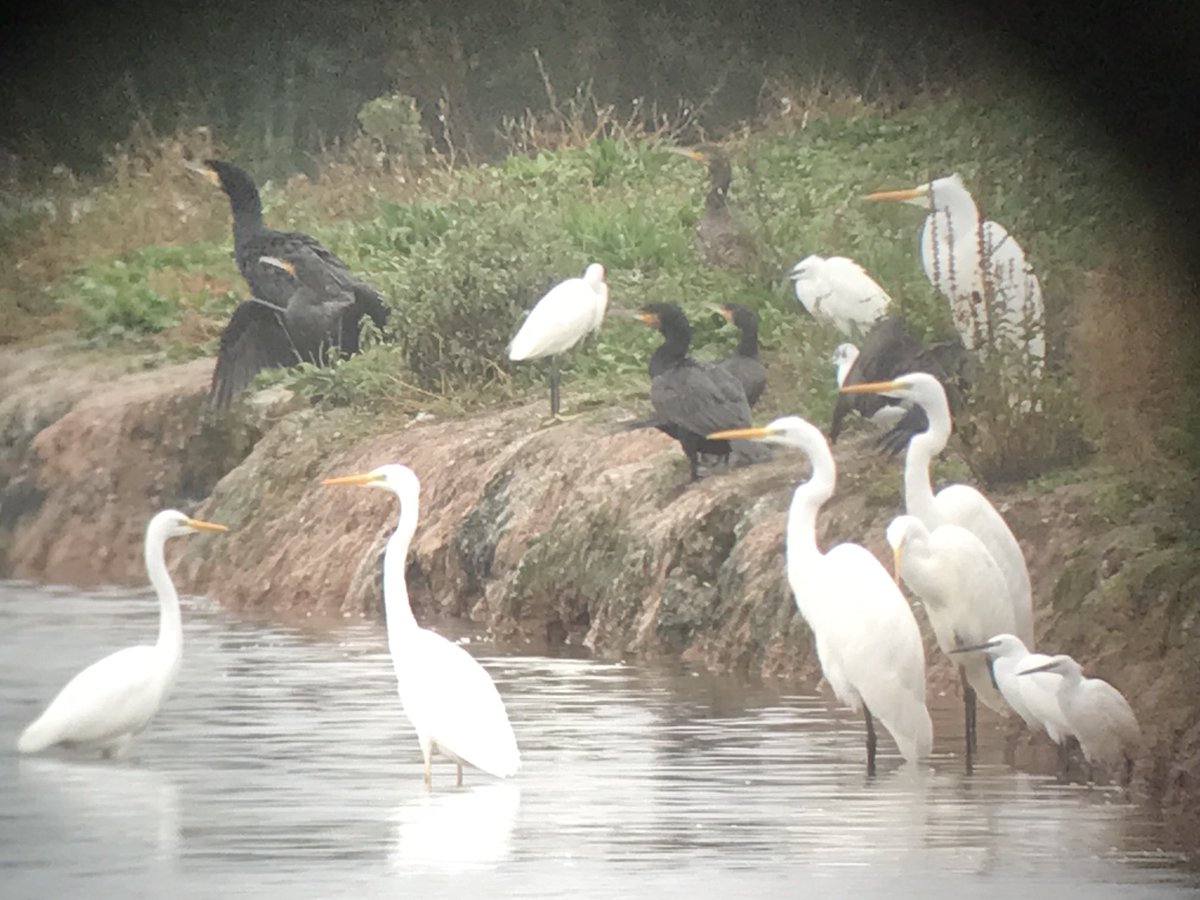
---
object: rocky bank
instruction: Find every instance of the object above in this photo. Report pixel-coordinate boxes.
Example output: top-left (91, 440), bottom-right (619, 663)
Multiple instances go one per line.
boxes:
top-left (2, 337), bottom-right (1198, 830)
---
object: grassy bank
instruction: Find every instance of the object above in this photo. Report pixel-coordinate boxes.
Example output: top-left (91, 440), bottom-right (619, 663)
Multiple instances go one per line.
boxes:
top-left (3, 84), bottom-right (1195, 500)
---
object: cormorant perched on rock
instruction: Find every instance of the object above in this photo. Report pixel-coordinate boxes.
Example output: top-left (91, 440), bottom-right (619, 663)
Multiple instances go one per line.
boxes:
top-left (636, 303), bottom-right (751, 481)
top-left (667, 145), bottom-right (754, 269)
top-left (188, 158), bottom-right (388, 355)
top-left (209, 249), bottom-right (357, 408)
top-left (830, 316), bottom-right (968, 452)
top-left (716, 302), bottom-right (766, 407)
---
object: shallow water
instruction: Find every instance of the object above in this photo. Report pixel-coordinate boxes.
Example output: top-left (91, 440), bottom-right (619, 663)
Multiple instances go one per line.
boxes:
top-left (1, 580), bottom-right (1196, 899)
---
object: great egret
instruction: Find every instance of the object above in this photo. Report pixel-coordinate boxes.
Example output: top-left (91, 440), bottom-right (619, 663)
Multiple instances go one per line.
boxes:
top-left (951, 634), bottom-right (1073, 751)
top-left (634, 303), bottom-right (751, 481)
top-left (508, 262), bottom-right (609, 419)
top-left (1018, 653), bottom-right (1140, 781)
top-left (840, 373), bottom-right (1034, 646)
top-left (186, 159), bottom-right (388, 354)
top-left (787, 254), bottom-right (892, 337)
top-left (209, 251), bottom-right (357, 408)
top-left (828, 316), bottom-right (966, 444)
top-left (708, 417), bottom-right (932, 773)
top-left (715, 302), bottom-right (766, 407)
top-left (866, 174), bottom-right (1044, 363)
top-left (17, 510), bottom-right (228, 756)
top-left (885, 514), bottom-right (1015, 769)
top-left (323, 464), bottom-right (520, 786)
top-left (667, 145), bottom-right (753, 268)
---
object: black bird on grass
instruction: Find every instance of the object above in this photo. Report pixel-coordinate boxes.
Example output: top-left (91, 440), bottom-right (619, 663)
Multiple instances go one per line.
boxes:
top-left (188, 158), bottom-right (388, 355)
top-left (635, 303), bottom-right (752, 482)
top-left (830, 315), bottom-right (968, 451)
top-left (715, 302), bottom-right (766, 407)
top-left (209, 249), bottom-right (356, 408)
top-left (667, 145), bottom-right (754, 269)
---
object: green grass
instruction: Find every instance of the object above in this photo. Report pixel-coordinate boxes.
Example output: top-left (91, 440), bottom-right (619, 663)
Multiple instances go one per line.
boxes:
top-left (10, 85), bottom-right (1171, 484)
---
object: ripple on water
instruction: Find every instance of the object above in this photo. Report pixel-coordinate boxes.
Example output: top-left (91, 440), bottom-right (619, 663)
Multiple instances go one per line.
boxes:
top-left (0, 581), bottom-right (1197, 898)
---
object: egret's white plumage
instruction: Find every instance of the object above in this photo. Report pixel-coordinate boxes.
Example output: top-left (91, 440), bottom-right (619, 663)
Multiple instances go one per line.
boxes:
top-left (832, 343), bottom-right (859, 388)
top-left (866, 174), bottom-right (1044, 363)
top-left (324, 464), bottom-right (520, 785)
top-left (841, 373), bottom-right (1034, 647)
top-left (509, 262), bottom-right (608, 418)
top-left (17, 510), bottom-right (227, 756)
top-left (708, 417), bottom-right (932, 770)
top-left (788, 255), bottom-right (891, 337)
top-left (1019, 654), bottom-right (1140, 776)
top-left (1022, 657), bottom-right (1142, 782)
top-left (886, 515), bottom-right (1014, 717)
top-left (954, 634), bottom-right (1072, 743)
top-left (508, 263), bottom-right (608, 361)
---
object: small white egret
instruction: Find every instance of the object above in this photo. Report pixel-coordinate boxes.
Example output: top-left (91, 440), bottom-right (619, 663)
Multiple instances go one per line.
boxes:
top-left (866, 174), bottom-right (1044, 363)
top-left (886, 515), bottom-right (1015, 769)
top-left (17, 510), bottom-right (228, 756)
top-left (323, 465), bottom-right (520, 786)
top-left (952, 634), bottom-right (1074, 753)
top-left (787, 254), bottom-right (892, 337)
top-left (708, 417), bottom-right (932, 773)
top-left (841, 373), bottom-right (1034, 646)
top-left (508, 262), bottom-right (609, 419)
top-left (1019, 653), bottom-right (1141, 781)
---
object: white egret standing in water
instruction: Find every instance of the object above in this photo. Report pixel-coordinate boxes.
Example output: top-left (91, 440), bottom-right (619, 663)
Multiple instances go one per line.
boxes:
top-left (841, 373), bottom-right (1034, 646)
top-left (708, 417), bottom-right (932, 774)
top-left (508, 262), bottom-right (609, 419)
top-left (17, 510), bottom-right (228, 756)
top-left (886, 515), bottom-right (1014, 770)
top-left (866, 174), bottom-right (1044, 364)
top-left (1019, 653), bottom-right (1141, 782)
top-left (323, 464), bottom-right (520, 786)
top-left (952, 634), bottom-right (1075, 766)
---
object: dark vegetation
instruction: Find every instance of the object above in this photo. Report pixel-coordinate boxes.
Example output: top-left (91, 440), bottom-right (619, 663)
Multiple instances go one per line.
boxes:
top-left (1, 0), bottom-right (1198, 515)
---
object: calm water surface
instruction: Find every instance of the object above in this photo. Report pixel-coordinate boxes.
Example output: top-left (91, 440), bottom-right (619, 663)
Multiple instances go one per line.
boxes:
top-left (1, 581), bottom-right (1196, 899)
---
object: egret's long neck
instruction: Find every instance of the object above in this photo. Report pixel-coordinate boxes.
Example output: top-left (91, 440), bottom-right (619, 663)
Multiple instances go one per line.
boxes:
top-left (787, 446), bottom-right (836, 581)
top-left (146, 528), bottom-right (182, 659)
top-left (904, 400), bottom-right (952, 524)
top-left (383, 491), bottom-right (420, 643)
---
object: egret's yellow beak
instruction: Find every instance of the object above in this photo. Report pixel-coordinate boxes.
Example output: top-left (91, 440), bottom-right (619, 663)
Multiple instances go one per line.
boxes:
top-left (839, 379), bottom-right (906, 396)
top-left (186, 518), bottom-right (228, 533)
top-left (259, 256), bottom-right (296, 275)
top-left (864, 187), bottom-right (924, 202)
top-left (892, 546), bottom-right (903, 586)
top-left (706, 426), bottom-right (777, 441)
top-left (322, 472), bottom-right (384, 486)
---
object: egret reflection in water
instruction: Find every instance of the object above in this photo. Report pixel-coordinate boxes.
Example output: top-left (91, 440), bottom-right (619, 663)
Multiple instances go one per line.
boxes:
top-left (1, 582), bottom-right (1197, 897)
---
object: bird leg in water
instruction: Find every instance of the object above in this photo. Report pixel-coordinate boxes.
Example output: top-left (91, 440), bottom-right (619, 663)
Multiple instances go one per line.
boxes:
top-left (961, 666), bottom-right (976, 775)
top-left (456, 763), bottom-right (464, 788)
top-left (423, 754), bottom-right (432, 788)
top-left (865, 706), bottom-right (878, 777)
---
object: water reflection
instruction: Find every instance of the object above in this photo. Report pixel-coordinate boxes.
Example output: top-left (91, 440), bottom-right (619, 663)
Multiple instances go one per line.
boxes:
top-left (390, 782), bottom-right (520, 872)
top-left (0, 581), bottom-right (1196, 898)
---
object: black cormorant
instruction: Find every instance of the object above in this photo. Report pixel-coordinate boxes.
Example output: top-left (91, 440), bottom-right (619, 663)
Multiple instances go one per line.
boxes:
top-left (668, 145), bottom-right (754, 269)
top-left (189, 159), bottom-right (388, 355)
top-left (830, 316), bottom-right (967, 450)
top-left (716, 302), bottom-right (766, 407)
top-left (209, 248), bottom-right (357, 408)
top-left (636, 302), bottom-right (751, 481)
